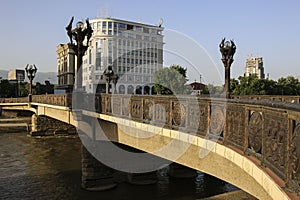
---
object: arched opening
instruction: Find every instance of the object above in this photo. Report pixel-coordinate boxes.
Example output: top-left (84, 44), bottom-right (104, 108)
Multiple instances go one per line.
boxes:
top-left (151, 86), bottom-right (157, 95)
top-left (136, 85), bottom-right (142, 95)
top-left (127, 85), bottom-right (134, 94)
top-left (144, 86), bottom-right (150, 95)
top-left (119, 85), bottom-right (125, 94)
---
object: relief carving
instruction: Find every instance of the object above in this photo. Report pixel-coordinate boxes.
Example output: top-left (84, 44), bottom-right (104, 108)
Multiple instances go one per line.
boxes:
top-left (172, 102), bottom-right (186, 127)
top-left (210, 106), bottom-right (224, 136)
top-left (248, 112), bottom-right (262, 153)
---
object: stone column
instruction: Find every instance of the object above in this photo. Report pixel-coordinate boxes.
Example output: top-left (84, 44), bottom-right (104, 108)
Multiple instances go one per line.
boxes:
top-left (81, 145), bottom-right (117, 191)
top-left (31, 114), bottom-right (38, 133)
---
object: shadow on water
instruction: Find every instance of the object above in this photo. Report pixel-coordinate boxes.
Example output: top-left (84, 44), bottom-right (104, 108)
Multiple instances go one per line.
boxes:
top-left (0, 132), bottom-right (239, 200)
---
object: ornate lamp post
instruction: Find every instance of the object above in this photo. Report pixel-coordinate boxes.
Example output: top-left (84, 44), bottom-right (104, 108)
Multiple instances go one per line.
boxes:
top-left (112, 74), bottom-right (119, 94)
top-left (66, 16), bottom-right (93, 91)
top-left (25, 64), bottom-right (37, 102)
top-left (219, 38), bottom-right (236, 98)
top-left (103, 66), bottom-right (114, 94)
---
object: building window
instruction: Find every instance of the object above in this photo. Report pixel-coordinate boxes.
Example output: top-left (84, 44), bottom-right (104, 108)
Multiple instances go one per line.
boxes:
top-left (108, 22), bottom-right (112, 29)
top-left (102, 21), bottom-right (107, 28)
top-left (135, 26), bottom-right (142, 32)
top-left (118, 23), bottom-right (126, 29)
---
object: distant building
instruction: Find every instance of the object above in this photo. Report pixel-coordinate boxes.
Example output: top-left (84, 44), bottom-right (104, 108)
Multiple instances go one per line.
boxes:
top-left (189, 81), bottom-right (206, 95)
top-left (244, 57), bottom-right (265, 79)
top-left (56, 43), bottom-right (76, 93)
top-left (8, 69), bottom-right (25, 82)
top-left (82, 17), bottom-right (164, 94)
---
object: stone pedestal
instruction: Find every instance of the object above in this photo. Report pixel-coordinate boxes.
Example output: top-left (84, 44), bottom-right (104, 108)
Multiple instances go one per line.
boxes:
top-left (127, 171), bottom-right (157, 185)
top-left (81, 145), bottom-right (117, 191)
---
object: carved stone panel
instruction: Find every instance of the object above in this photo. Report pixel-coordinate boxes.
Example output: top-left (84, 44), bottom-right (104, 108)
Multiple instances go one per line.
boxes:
top-left (106, 96), bottom-right (112, 113)
top-left (153, 100), bottom-right (170, 127)
top-left (130, 99), bottom-right (142, 121)
top-left (112, 97), bottom-right (121, 116)
top-left (172, 102), bottom-right (186, 127)
top-left (248, 112), bottom-right (262, 153)
top-left (210, 106), bottom-right (224, 136)
top-left (143, 99), bottom-right (153, 123)
top-left (121, 97), bottom-right (130, 117)
top-left (289, 123), bottom-right (300, 186)
top-left (226, 105), bottom-right (245, 148)
top-left (188, 102), bottom-right (207, 135)
top-left (263, 111), bottom-right (288, 178)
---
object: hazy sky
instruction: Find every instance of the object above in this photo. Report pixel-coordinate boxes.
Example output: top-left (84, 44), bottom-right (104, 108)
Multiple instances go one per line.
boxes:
top-left (0, 0), bottom-right (299, 85)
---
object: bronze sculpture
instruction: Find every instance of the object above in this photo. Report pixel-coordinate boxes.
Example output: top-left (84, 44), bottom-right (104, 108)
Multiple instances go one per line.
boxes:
top-left (66, 16), bottom-right (93, 90)
top-left (219, 38), bottom-right (236, 98)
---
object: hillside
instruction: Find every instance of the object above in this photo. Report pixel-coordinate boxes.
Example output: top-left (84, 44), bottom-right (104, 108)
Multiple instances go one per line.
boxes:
top-left (0, 70), bottom-right (57, 84)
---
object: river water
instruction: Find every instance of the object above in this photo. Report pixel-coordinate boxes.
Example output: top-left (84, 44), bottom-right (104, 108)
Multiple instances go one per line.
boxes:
top-left (0, 131), bottom-right (239, 200)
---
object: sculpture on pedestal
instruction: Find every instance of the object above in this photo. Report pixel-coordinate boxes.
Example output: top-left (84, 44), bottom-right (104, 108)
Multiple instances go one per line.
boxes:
top-left (66, 16), bottom-right (93, 90)
top-left (219, 38), bottom-right (236, 98)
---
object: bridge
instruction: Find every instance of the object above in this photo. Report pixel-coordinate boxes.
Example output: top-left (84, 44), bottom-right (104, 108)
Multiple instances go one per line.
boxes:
top-left (1, 93), bottom-right (300, 199)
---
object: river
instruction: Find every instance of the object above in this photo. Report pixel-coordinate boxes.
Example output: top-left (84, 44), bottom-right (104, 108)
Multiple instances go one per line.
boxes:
top-left (0, 131), bottom-right (239, 200)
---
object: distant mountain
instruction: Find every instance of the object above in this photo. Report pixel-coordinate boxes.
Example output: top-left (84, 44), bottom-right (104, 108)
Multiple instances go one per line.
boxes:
top-left (34, 72), bottom-right (58, 84)
top-left (0, 70), bottom-right (57, 84)
top-left (0, 70), bottom-right (8, 79)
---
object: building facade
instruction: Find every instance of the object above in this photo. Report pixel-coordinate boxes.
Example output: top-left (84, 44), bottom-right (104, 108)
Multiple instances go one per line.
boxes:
top-left (82, 17), bottom-right (164, 94)
top-left (244, 57), bottom-right (265, 79)
top-left (8, 69), bottom-right (25, 82)
top-left (56, 43), bottom-right (76, 93)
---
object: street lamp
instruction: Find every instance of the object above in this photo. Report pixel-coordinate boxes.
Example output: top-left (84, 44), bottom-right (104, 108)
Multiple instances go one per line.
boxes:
top-left (112, 74), bottom-right (119, 94)
top-left (25, 64), bottom-right (37, 102)
top-left (219, 38), bottom-right (236, 98)
top-left (66, 17), bottom-right (93, 91)
top-left (103, 66), bottom-right (114, 94)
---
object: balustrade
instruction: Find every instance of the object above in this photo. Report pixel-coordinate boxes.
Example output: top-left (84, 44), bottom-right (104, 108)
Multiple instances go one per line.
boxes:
top-left (1, 93), bottom-right (300, 194)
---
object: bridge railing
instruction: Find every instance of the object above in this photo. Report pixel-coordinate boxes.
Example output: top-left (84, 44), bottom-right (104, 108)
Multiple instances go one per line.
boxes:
top-left (1, 93), bottom-right (300, 193)
top-left (231, 95), bottom-right (300, 104)
top-left (88, 94), bottom-right (300, 194)
top-left (0, 97), bottom-right (29, 103)
top-left (31, 94), bottom-right (73, 107)
top-left (0, 94), bottom-right (73, 107)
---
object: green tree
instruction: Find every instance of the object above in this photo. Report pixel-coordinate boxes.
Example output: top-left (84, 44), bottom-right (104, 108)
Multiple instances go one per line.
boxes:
top-left (0, 80), bottom-right (17, 97)
top-left (153, 65), bottom-right (188, 95)
top-left (277, 76), bottom-right (300, 95)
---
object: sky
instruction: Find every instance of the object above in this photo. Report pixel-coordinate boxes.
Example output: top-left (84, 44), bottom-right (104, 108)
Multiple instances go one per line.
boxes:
top-left (0, 0), bottom-right (300, 85)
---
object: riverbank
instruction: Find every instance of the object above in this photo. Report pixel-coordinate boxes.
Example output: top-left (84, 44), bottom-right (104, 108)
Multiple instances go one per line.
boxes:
top-left (0, 117), bottom-right (31, 133)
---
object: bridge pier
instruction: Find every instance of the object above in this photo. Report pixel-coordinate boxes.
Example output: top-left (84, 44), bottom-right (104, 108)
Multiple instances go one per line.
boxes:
top-left (81, 145), bottom-right (117, 191)
top-left (30, 114), bottom-right (76, 136)
top-left (168, 163), bottom-right (197, 178)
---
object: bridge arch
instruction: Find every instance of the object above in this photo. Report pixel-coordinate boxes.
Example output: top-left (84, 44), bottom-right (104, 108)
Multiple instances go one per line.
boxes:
top-left (1, 94), bottom-right (300, 199)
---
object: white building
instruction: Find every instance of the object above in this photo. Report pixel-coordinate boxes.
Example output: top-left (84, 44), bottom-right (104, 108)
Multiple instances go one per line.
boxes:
top-left (244, 57), bottom-right (265, 79)
top-left (82, 17), bottom-right (164, 94)
top-left (8, 69), bottom-right (25, 82)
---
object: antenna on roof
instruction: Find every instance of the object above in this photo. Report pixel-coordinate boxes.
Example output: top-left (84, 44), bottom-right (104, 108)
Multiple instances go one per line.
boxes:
top-left (100, 3), bottom-right (111, 18)
top-left (96, 9), bottom-right (101, 18)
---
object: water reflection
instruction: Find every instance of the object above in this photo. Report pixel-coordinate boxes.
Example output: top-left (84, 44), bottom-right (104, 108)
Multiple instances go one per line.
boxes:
top-left (0, 132), bottom-right (238, 200)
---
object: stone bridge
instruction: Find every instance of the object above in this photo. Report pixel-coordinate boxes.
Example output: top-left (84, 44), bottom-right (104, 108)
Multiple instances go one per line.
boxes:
top-left (1, 94), bottom-right (300, 199)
